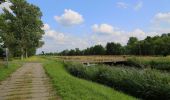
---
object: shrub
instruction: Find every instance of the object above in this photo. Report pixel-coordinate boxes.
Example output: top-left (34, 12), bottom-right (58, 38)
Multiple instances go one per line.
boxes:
top-left (150, 61), bottom-right (170, 71)
top-left (65, 62), bottom-right (170, 100)
top-left (127, 57), bottom-right (170, 71)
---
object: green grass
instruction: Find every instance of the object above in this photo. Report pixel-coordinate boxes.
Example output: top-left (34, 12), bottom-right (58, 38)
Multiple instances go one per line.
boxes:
top-left (42, 58), bottom-right (137, 100)
top-left (24, 56), bottom-right (46, 62)
top-left (0, 60), bottom-right (23, 81)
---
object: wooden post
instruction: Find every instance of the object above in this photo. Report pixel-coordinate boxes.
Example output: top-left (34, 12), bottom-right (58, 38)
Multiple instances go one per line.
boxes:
top-left (5, 48), bottom-right (9, 68)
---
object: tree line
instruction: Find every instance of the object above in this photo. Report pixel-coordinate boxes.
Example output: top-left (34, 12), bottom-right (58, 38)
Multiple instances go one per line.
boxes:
top-left (43, 33), bottom-right (170, 56)
top-left (0, 0), bottom-right (44, 59)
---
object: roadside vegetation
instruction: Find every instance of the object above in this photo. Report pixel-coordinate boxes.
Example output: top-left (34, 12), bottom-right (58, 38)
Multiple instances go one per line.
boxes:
top-left (65, 62), bottom-right (170, 100)
top-left (0, 60), bottom-right (23, 81)
top-left (42, 57), bottom-right (136, 100)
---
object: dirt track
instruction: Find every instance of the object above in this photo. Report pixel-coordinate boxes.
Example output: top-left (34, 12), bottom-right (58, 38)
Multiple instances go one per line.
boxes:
top-left (0, 63), bottom-right (59, 100)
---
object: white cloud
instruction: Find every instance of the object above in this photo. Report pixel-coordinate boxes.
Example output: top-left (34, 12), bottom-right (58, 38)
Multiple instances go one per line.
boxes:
top-left (45, 30), bottom-right (65, 42)
top-left (91, 26), bottom-right (159, 46)
top-left (37, 25), bottom-right (161, 54)
top-left (37, 24), bottom-right (89, 53)
top-left (92, 24), bottom-right (121, 35)
top-left (0, 1), bottom-right (12, 13)
top-left (116, 2), bottom-right (128, 9)
top-left (134, 1), bottom-right (143, 11)
top-left (54, 9), bottom-right (84, 26)
top-left (42, 24), bottom-right (65, 43)
top-left (153, 12), bottom-right (170, 23)
top-left (151, 12), bottom-right (170, 33)
top-left (130, 29), bottom-right (146, 39)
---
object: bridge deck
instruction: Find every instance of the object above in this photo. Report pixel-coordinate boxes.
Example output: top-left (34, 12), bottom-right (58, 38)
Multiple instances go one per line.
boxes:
top-left (57, 56), bottom-right (127, 63)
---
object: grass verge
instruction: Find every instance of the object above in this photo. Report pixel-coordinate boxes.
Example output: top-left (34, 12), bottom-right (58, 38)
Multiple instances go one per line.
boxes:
top-left (42, 58), bottom-right (137, 100)
top-left (0, 60), bottom-right (23, 82)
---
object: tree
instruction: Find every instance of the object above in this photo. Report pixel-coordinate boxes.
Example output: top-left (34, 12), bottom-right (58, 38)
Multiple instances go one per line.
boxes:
top-left (58, 33), bottom-right (170, 56)
top-left (127, 37), bottom-right (139, 55)
top-left (92, 45), bottom-right (105, 55)
top-left (68, 49), bottom-right (76, 56)
top-left (75, 48), bottom-right (81, 55)
top-left (0, 0), bottom-right (44, 59)
top-left (106, 42), bottom-right (122, 55)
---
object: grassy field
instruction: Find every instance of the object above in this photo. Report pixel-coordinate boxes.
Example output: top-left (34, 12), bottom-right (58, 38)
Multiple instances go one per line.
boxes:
top-left (0, 60), bottom-right (23, 82)
top-left (41, 57), bottom-right (137, 100)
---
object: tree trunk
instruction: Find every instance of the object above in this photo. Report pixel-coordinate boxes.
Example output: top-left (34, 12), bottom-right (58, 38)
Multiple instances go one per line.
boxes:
top-left (25, 49), bottom-right (28, 58)
top-left (21, 47), bottom-right (24, 60)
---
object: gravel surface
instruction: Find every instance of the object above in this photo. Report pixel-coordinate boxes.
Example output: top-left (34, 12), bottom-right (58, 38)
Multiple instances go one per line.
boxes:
top-left (0, 63), bottom-right (59, 100)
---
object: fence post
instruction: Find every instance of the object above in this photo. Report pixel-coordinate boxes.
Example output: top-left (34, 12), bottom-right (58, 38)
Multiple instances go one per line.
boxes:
top-left (5, 48), bottom-right (9, 68)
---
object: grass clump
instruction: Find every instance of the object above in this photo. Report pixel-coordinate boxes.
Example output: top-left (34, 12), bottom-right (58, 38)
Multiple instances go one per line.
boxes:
top-left (65, 62), bottom-right (170, 100)
top-left (43, 59), bottom-right (136, 100)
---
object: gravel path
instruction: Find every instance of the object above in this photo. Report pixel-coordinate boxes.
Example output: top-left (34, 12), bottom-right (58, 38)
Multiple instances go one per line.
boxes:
top-left (0, 63), bottom-right (59, 100)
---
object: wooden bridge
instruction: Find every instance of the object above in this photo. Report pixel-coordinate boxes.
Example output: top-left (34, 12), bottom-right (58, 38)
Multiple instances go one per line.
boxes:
top-left (56, 56), bottom-right (128, 64)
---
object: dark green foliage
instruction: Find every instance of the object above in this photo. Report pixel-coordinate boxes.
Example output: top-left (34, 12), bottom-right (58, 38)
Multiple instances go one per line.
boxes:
top-left (0, 0), bottom-right (44, 59)
top-left (106, 42), bottom-right (123, 55)
top-left (150, 61), bottom-right (170, 71)
top-left (90, 45), bottom-right (106, 55)
top-left (0, 47), bottom-right (4, 57)
top-left (65, 62), bottom-right (170, 100)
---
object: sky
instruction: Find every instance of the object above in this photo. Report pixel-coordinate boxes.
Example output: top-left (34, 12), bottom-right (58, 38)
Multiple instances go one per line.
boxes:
top-left (1, 0), bottom-right (170, 53)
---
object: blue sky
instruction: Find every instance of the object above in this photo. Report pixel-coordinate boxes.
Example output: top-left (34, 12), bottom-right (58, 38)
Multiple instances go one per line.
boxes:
top-left (2, 0), bottom-right (170, 53)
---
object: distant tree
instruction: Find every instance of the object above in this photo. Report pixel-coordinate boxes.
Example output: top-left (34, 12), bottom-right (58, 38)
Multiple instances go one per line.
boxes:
top-left (106, 42), bottom-right (122, 55)
top-left (83, 48), bottom-right (90, 55)
top-left (68, 49), bottom-right (76, 56)
top-left (127, 37), bottom-right (139, 55)
top-left (75, 48), bottom-right (81, 55)
top-left (58, 33), bottom-right (170, 56)
top-left (92, 45), bottom-right (105, 55)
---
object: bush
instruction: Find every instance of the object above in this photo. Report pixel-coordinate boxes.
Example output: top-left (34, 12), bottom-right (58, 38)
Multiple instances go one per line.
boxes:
top-left (65, 62), bottom-right (170, 100)
top-left (150, 61), bottom-right (170, 71)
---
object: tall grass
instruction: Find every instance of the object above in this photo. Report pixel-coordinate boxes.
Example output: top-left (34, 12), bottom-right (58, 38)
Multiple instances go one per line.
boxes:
top-left (127, 56), bottom-right (170, 70)
top-left (65, 62), bottom-right (170, 100)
